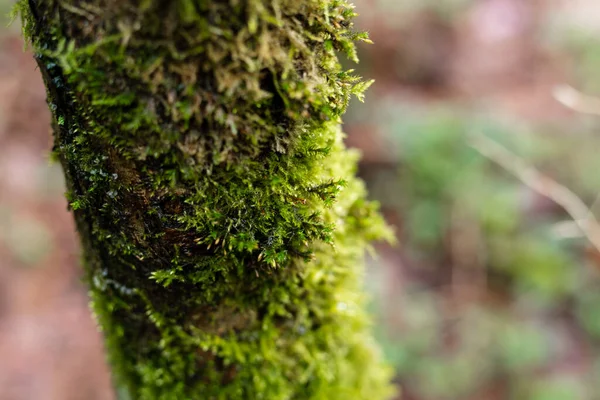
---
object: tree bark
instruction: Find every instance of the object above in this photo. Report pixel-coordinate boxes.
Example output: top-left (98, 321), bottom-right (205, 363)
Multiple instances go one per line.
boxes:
top-left (17, 0), bottom-right (394, 398)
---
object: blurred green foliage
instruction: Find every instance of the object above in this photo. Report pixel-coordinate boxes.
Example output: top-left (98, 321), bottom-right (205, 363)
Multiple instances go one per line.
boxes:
top-left (356, 101), bottom-right (600, 399)
top-left (1, 0), bottom-right (16, 32)
top-left (370, 104), bottom-right (587, 295)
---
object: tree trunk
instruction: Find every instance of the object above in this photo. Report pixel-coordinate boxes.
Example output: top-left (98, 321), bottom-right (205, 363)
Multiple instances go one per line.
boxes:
top-left (17, 0), bottom-right (394, 398)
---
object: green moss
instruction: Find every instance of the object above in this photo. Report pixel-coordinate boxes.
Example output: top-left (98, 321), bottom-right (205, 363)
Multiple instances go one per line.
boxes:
top-left (18, 0), bottom-right (394, 398)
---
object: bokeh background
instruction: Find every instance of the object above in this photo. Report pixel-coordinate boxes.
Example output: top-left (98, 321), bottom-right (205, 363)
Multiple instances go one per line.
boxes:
top-left (3, 0), bottom-right (600, 399)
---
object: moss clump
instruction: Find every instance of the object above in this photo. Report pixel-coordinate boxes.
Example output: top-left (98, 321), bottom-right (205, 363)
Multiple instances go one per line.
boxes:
top-left (17, 0), bottom-right (394, 398)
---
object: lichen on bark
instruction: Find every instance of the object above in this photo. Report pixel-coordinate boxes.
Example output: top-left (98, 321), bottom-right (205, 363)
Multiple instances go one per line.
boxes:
top-left (16, 0), bottom-right (395, 399)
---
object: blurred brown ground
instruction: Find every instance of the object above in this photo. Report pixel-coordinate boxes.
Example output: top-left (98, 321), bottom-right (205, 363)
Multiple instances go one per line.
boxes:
top-left (0, 36), bottom-right (113, 400)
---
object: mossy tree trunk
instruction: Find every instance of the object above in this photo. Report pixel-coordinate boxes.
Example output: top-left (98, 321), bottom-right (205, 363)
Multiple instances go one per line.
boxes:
top-left (17, 0), bottom-right (394, 399)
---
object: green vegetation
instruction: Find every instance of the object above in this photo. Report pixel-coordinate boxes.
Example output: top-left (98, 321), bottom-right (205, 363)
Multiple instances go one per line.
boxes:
top-left (16, 0), bottom-right (393, 399)
top-left (358, 103), bottom-right (600, 399)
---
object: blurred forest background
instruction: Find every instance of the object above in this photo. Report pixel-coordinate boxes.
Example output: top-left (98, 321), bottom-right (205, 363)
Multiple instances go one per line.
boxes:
top-left (2, 0), bottom-right (600, 399)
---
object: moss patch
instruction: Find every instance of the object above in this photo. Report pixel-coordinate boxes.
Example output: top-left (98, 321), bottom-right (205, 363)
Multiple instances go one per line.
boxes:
top-left (17, 0), bottom-right (394, 398)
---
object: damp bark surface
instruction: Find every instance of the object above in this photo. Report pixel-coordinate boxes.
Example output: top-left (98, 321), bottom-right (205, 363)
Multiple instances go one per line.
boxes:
top-left (17, 1), bottom-right (394, 399)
